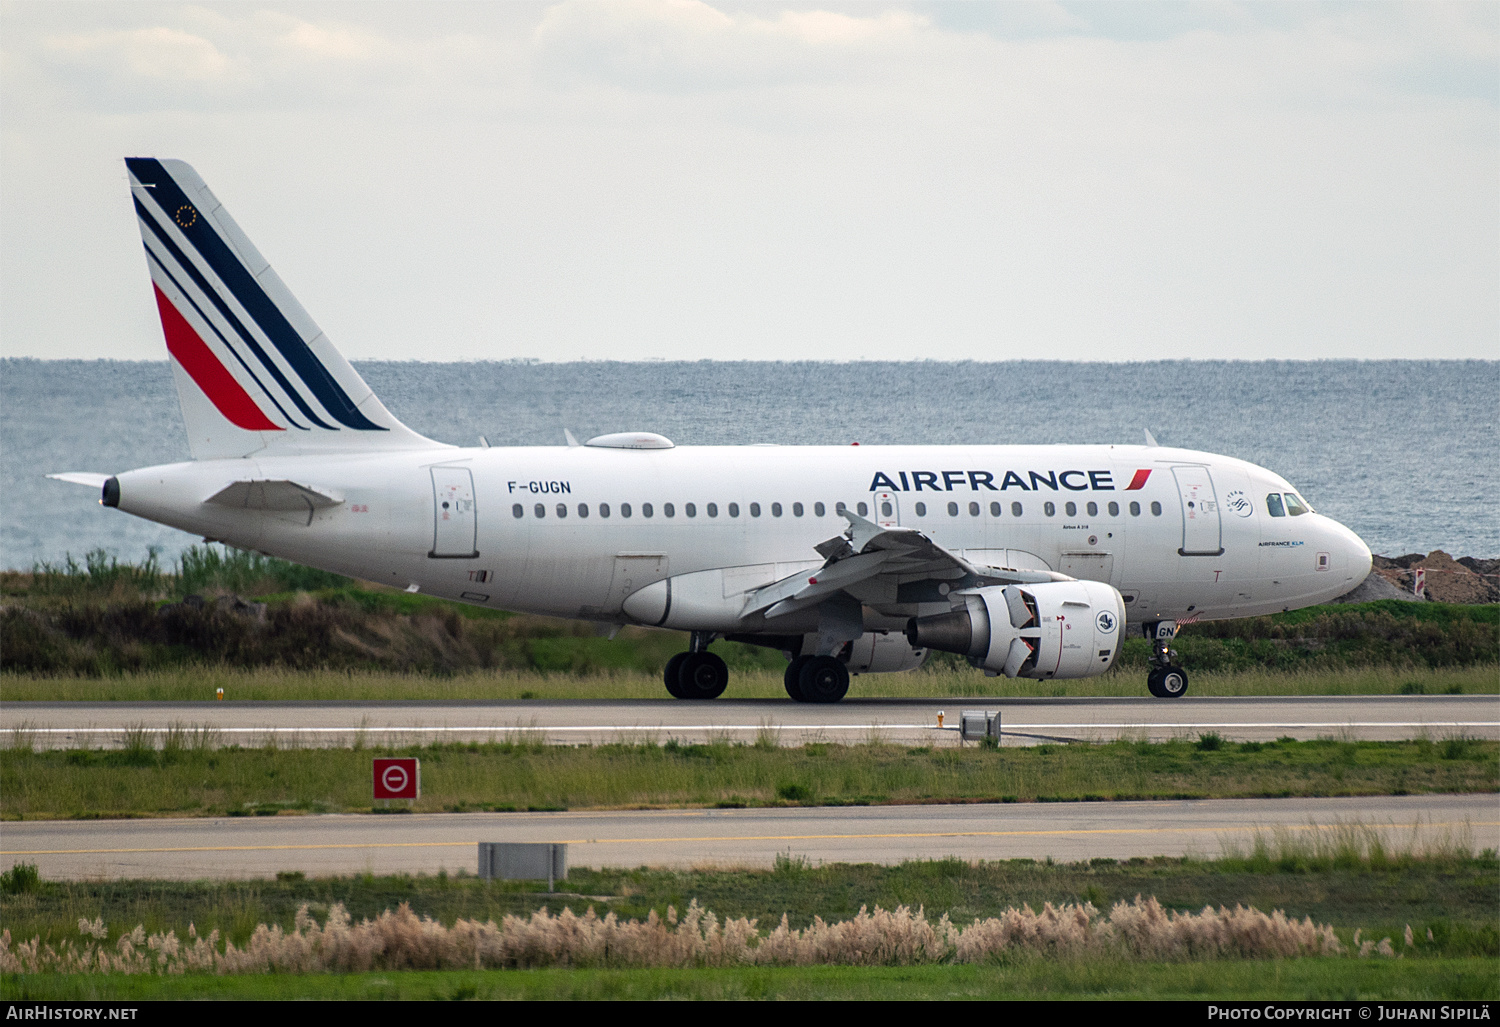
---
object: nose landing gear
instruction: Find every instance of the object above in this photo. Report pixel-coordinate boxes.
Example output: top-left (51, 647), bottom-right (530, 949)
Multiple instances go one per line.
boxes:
top-left (1144, 622), bottom-right (1189, 698)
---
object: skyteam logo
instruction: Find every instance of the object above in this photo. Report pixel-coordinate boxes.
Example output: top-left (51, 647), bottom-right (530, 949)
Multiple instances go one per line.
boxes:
top-left (1095, 610), bottom-right (1117, 634)
top-left (1224, 490), bottom-right (1254, 517)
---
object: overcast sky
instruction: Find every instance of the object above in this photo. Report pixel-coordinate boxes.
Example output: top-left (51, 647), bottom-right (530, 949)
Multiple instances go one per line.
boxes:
top-left (2, 1), bottom-right (1495, 362)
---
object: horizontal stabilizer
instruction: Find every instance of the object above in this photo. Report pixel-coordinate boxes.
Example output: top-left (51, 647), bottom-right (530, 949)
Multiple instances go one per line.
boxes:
top-left (48, 472), bottom-right (111, 488)
top-left (205, 479), bottom-right (344, 512)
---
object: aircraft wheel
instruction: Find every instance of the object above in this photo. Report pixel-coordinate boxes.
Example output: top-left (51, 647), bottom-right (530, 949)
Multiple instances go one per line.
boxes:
top-left (784, 655), bottom-right (812, 701)
top-left (677, 651), bottom-right (729, 700)
top-left (663, 652), bottom-right (689, 699)
top-left (1147, 666), bottom-right (1188, 699)
top-left (798, 655), bottom-right (850, 704)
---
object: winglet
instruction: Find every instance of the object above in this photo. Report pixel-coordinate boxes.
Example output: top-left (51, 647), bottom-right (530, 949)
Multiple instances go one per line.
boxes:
top-left (564, 428), bottom-right (581, 448)
top-left (1143, 428), bottom-right (1160, 447)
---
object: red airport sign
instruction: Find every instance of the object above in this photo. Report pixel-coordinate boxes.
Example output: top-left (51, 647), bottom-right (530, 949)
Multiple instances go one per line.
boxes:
top-left (373, 757), bottom-right (420, 800)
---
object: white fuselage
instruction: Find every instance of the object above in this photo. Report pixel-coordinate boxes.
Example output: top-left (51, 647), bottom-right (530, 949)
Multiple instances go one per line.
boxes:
top-left (113, 441), bottom-right (1372, 636)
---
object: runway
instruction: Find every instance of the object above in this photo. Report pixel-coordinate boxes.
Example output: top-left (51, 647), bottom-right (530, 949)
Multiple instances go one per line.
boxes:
top-left (4, 695), bottom-right (1496, 748)
top-left (2, 793), bottom-right (1492, 880)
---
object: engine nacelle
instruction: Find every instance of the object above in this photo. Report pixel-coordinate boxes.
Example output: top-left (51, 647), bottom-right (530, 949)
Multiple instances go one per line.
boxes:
top-left (906, 580), bottom-right (1125, 679)
top-left (840, 631), bottom-right (929, 674)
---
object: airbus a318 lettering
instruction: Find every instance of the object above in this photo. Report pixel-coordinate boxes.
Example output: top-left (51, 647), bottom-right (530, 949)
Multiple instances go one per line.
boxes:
top-left (51, 159), bottom-right (1374, 703)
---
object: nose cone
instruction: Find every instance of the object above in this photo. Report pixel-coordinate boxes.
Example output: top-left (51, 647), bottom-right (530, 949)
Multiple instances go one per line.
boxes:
top-left (1327, 516), bottom-right (1373, 589)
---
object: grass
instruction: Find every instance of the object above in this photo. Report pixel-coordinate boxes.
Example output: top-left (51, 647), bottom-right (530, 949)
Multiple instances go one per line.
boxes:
top-left (1, 662), bottom-right (1494, 703)
top-left (2, 736), bottom-right (1494, 819)
top-left (4, 550), bottom-right (1495, 679)
top-left (6, 959), bottom-right (1496, 1000)
top-left (1, 846), bottom-right (1494, 997)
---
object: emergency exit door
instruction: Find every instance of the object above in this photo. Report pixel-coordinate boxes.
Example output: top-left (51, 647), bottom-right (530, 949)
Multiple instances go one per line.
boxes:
top-left (873, 491), bottom-right (900, 528)
top-left (430, 467), bottom-right (479, 558)
top-left (1172, 465), bottom-right (1223, 556)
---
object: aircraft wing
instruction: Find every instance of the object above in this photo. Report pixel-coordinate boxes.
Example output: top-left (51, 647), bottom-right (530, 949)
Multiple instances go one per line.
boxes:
top-left (742, 511), bottom-right (1070, 620)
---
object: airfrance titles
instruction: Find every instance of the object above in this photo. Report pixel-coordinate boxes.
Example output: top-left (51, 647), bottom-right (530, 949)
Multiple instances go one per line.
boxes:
top-left (868, 470), bottom-right (1124, 493)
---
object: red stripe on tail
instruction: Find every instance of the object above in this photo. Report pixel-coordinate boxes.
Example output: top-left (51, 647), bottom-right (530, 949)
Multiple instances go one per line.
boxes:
top-left (153, 286), bottom-right (281, 432)
top-left (1124, 469), bottom-right (1152, 491)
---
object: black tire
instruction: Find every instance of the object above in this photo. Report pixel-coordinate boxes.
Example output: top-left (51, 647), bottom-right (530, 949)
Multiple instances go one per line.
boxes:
top-left (797, 655), bottom-right (850, 703)
top-left (1158, 665), bottom-right (1189, 698)
top-left (784, 655), bottom-right (812, 701)
top-left (663, 652), bottom-right (689, 699)
top-left (677, 651), bottom-right (729, 700)
top-left (1146, 668), bottom-right (1166, 698)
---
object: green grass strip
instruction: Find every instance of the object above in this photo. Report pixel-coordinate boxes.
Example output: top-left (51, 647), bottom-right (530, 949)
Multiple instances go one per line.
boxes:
top-left (2, 737), bottom-right (1495, 820)
top-left (4, 958), bottom-right (1497, 1001)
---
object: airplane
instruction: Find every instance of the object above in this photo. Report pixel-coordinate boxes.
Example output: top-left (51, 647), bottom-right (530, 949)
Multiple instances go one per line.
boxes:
top-left (50, 158), bottom-right (1374, 703)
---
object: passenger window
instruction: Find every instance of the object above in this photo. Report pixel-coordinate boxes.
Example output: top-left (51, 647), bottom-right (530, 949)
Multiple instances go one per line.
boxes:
top-left (512, 503), bottom-right (523, 519)
top-left (857, 502), bottom-right (868, 517)
top-left (1150, 501), bottom-right (1162, 516)
top-left (1087, 501), bottom-right (1098, 516)
top-left (915, 502), bottom-right (927, 516)
top-left (793, 502), bottom-right (804, 517)
top-left (665, 503), bottom-right (676, 518)
top-left (728, 503), bottom-right (739, 517)
top-left (1266, 493), bottom-right (1285, 517)
top-left (556, 503), bottom-right (567, 518)
top-left (600, 503), bottom-right (610, 518)
top-left (1284, 493), bottom-right (1309, 516)
top-left (772, 502), bottom-right (782, 517)
top-left (990, 502), bottom-right (1001, 516)
top-left (642, 503), bottom-right (653, 518)
top-left (1065, 501), bottom-right (1077, 517)
top-left (706, 503), bottom-right (717, 517)
top-left (968, 502), bottom-right (980, 516)
top-left (685, 503), bottom-right (696, 517)
top-left (1129, 501), bottom-right (1140, 516)
top-left (622, 503), bottom-right (633, 518)
top-left (947, 502), bottom-right (958, 516)
top-left (750, 502), bottom-right (761, 517)
top-left (578, 504), bottom-right (589, 518)
top-left (835, 501), bottom-right (846, 514)
top-left (1011, 502), bottom-right (1023, 517)
top-left (882, 501), bottom-right (894, 517)
top-left (1044, 502), bottom-right (1055, 517)
top-left (534, 504), bottom-right (545, 518)
top-left (1107, 501), bottom-right (1118, 516)
top-left (814, 502), bottom-right (825, 517)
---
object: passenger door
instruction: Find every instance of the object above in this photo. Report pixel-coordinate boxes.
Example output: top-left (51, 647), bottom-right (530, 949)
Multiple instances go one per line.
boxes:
top-left (1172, 465), bottom-right (1223, 556)
top-left (430, 467), bottom-right (479, 558)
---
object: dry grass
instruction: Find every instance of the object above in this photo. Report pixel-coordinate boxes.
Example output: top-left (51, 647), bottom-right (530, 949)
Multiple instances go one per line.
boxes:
top-left (0, 895), bottom-right (1357, 974)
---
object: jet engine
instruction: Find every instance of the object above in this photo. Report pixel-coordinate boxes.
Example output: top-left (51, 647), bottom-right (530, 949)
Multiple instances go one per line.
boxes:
top-left (905, 580), bottom-right (1124, 679)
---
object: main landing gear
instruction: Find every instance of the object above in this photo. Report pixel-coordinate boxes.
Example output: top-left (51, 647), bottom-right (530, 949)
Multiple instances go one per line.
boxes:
top-left (663, 632), bottom-right (728, 700)
top-left (783, 654), bottom-right (849, 704)
top-left (1144, 621), bottom-right (1189, 699)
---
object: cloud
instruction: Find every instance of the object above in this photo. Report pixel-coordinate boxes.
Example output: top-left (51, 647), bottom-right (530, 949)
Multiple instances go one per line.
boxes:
top-left (532, 0), bottom-right (931, 92)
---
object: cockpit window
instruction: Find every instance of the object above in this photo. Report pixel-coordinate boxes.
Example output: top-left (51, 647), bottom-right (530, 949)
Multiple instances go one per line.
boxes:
top-left (1284, 493), bottom-right (1310, 516)
top-left (1266, 493), bottom-right (1285, 517)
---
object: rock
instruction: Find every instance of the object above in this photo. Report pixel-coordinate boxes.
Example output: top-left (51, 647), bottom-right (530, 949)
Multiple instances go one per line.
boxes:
top-left (1369, 551), bottom-right (1500, 604)
top-left (1333, 573), bottom-right (1424, 604)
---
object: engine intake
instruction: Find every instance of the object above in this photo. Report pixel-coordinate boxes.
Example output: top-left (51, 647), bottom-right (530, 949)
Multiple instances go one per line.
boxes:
top-left (906, 580), bottom-right (1125, 679)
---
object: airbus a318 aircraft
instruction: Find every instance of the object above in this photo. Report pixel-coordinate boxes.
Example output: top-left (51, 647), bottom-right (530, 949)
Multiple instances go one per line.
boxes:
top-left (52, 159), bottom-right (1373, 703)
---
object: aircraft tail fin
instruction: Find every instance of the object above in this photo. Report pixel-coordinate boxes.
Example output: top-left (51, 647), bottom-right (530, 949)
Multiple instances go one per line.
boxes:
top-left (125, 158), bottom-right (441, 460)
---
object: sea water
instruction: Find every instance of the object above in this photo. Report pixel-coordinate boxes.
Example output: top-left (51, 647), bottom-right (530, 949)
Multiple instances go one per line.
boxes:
top-left (3, 359), bottom-right (1495, 568)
